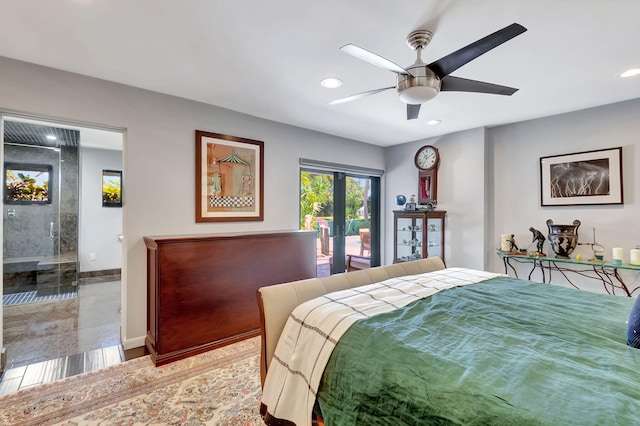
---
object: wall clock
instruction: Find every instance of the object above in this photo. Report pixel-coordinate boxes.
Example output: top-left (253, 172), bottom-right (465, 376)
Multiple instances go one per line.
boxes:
top-left (415, 145), bottom-right (439, 171)
top-left (415, 145), bottom-right (439, 204)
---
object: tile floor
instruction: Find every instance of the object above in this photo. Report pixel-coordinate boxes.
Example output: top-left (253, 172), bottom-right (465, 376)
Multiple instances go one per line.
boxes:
top-left (0, 345), bottom-right (125, 394)
top-left (0, 278), bottom-right (145, 395)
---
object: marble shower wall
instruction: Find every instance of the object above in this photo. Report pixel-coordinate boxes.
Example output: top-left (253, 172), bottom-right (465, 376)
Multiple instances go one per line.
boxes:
top-left (59, 146), bottom-right (79, 255)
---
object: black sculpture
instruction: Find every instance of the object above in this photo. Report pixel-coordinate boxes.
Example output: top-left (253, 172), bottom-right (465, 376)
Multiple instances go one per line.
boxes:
top-left (529, 227), bottom-right (546, 255)
top-left (509, 234), bottom-right (519, 252)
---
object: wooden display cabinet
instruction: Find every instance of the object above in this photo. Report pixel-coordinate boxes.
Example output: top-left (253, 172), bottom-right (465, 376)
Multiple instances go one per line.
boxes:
top-left (393, 210), bottom-right (446, 263)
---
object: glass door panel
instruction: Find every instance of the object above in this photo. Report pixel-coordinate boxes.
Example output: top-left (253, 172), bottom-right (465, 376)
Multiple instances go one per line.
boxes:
top-left (344, 175), bottom-right (372, 269)
top-left (3, 144), bottom-right (61, 299)
top-left (300, 170), bottom-right (334, 277)
top-left (301, 169), bottom-right (380, 277)
top-left (3, 118), bottom-right (79, 303)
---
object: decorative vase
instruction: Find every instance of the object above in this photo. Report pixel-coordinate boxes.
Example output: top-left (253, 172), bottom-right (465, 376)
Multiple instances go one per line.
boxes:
top-left (546, 219), bottom-right (581, 259)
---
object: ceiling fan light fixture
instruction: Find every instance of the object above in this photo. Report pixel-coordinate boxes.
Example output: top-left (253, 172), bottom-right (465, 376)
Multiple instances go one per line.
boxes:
top-left (427, 119), bottom-right (441, 126)
top-left (396, 65), bottom-right (441, 104)
top-left (320, 77), bottom-right (343, 88)
top-left (397, 86), bottom-right (439, 104)
top-left (619, 68), bottom-right (640, 78)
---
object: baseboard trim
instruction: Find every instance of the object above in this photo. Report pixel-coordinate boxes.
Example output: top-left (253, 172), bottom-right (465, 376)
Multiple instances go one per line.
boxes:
top-left (146, 329), bottom-right (260, 366)
top-left (123, 335), bottom-right (146, 351)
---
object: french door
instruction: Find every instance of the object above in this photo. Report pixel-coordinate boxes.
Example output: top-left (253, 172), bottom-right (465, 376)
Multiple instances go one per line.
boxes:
top-left (300, 168), bottom-right (380, 277)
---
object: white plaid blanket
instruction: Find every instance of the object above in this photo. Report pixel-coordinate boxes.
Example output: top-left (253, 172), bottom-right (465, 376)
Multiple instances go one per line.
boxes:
top-left (260, 267), bottom-right (504, 426)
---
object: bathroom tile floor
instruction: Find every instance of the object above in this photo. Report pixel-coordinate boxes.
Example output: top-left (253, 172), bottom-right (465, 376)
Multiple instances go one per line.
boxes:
top-left (0, 277), bottom-right (146, 395)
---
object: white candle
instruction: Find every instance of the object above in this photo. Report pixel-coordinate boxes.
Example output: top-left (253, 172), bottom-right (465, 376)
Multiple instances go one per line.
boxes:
top-left (501, 234), bottom-right (510, 251)
top-left (612, 247), bottom-right (624, 261)
top-left (631, 249), bottom-right (640, 266)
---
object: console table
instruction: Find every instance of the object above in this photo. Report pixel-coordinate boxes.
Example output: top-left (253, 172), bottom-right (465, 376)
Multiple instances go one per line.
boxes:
top-left (497, 251), bottom-right (640, 297)
top-left (144, 230), bottom-right (316, 365)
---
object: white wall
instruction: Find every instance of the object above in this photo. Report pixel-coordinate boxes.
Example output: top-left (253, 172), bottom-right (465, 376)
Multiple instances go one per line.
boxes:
top-left (385, 128), bottom-right (487, 270)
top-left (79, 147), bottom-right (123, 273)
top-left (487, 99), bottom-right (640, 293)
top-left (0, 56), bottom-right (386, 349)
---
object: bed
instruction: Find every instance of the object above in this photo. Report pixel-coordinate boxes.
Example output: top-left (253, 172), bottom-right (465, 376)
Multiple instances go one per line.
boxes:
top-left (257, 258), bottom-right (640, 426)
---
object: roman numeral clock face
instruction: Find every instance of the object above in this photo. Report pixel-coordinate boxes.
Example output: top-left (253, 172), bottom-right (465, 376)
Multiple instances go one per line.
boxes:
top-left (415, 146), bottom-right (439, 170)
top-left (417, 149), bottom-right (436, 169)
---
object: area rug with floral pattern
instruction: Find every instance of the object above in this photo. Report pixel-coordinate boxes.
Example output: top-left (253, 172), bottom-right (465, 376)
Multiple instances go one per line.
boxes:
top-left (0, 337), bottom-right (263, 425)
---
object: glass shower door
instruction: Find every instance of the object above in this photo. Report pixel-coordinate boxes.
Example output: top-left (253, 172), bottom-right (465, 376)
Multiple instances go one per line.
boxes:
top-left (3, 119), bottom-right (79, 303)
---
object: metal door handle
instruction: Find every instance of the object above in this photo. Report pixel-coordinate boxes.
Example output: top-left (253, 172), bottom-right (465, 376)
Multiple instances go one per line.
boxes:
top-left (50, 222), bottom-right (55, 239)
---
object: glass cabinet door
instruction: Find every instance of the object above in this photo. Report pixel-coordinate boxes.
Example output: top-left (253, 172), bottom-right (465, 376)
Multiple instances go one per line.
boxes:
top-left (394, 210), bottom-right (446, 263)
top-left (426, 217), bottom-right (442, 259)
top-left (396, 216), bottom-right (424, 262)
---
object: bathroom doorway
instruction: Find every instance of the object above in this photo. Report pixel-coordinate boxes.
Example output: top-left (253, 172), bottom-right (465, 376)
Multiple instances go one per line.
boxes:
top-left (1, 114), bottom-right (124, 369)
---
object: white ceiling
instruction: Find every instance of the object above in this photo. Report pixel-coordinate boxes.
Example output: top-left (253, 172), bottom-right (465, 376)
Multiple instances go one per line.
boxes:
top-left (1, 1), bottom-right (639, 147)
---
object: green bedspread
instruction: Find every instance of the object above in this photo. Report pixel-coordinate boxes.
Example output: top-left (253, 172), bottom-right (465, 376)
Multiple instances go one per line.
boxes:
top-left (317, 277), bottom-right (640, 425)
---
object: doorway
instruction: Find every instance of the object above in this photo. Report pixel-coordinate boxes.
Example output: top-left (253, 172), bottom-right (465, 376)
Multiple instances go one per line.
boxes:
top-left (300, 168), bottom-right (381, 276)
top-left (1, 114), bottom-right (124, 370)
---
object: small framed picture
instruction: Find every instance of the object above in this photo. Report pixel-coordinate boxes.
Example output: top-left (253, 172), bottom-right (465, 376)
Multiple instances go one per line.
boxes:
top-left (102, 170), bottom-right (123, 207)
top-left (405, 202), bottom-right (417, 211)
top-left (4, 163), bottom-right (53, 205)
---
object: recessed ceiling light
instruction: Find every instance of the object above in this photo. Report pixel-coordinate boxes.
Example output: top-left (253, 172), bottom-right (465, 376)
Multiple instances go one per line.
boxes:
top-left (320, 77), bottom-right (342, 88)
top-left (619, 68), bottom-right (640, 78)
top-left (46, 135), bottom-right (57, 140)
top-left (427, 119), bottom-right (441, 126)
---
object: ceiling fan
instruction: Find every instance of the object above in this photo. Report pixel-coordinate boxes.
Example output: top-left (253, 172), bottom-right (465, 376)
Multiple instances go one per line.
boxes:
top-left (330, 23), bottom-right (527, 120)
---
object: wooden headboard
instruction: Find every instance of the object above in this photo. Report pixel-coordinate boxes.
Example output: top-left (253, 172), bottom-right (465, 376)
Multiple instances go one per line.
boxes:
top-left (256, 257), bottom-right (446, 386)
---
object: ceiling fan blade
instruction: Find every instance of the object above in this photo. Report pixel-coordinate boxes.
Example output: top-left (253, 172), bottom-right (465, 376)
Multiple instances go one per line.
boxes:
top-left (329, 87), bottom-right (395, 105)
top-left (427, 23), bottom-right (527, 78)
top-left (441, 76), bottom-right (518, 95)
top-left (407, 104), bottom-right (421, 120)
top-left (340, 44), bottom-right (411, 76)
